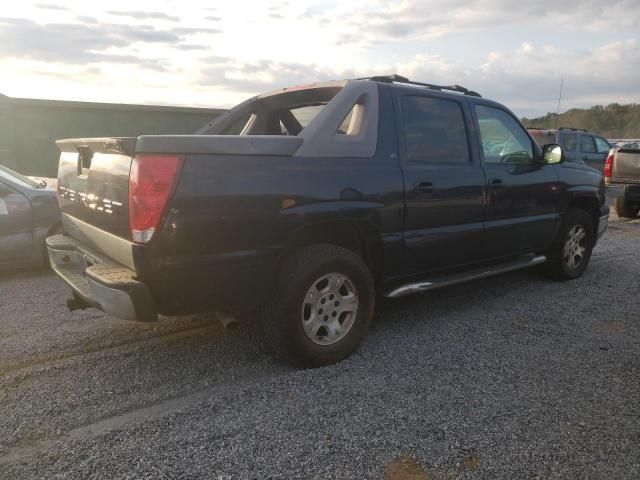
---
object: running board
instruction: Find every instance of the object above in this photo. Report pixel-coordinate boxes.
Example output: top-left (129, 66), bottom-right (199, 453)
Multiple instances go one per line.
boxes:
top-left (385, 254), bottom-right (547, 298)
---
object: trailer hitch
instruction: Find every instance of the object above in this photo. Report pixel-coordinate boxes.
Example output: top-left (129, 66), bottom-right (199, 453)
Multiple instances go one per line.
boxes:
top-left (66, 293), bottom-right (92, 312)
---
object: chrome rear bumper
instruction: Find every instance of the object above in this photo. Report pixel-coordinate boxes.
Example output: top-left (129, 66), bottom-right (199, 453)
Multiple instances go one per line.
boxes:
top-left (47, 235), bottom-right (157, 321)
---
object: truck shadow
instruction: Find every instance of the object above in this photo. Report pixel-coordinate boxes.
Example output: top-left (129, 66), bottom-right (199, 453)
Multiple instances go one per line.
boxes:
top-left (0, 265), bottom-right (53, 283)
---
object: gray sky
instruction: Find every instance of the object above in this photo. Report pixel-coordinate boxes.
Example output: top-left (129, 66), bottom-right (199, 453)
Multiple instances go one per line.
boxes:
top-left (1, 0), bottom-right (638, 117)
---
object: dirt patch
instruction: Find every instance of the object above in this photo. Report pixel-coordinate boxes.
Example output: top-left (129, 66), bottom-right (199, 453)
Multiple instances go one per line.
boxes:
top-left (461, 455), bottom-right (481, 470)
top-left (600, 321), bottom-right (625, 334)
top-left (384, 454), bottom-right (429, 480)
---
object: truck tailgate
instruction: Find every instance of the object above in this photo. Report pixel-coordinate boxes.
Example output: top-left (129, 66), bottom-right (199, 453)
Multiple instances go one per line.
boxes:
top-left (57, 138), bottom-right (135, 241)
top-left (612, 149), bottom-right (640, 184)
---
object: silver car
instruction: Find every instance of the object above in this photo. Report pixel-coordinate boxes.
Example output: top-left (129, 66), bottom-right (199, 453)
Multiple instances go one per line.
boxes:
top-left (0, 164), bottom-right (60, 269)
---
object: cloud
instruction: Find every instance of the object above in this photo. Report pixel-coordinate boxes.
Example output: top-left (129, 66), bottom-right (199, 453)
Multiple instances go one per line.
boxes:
top-left (172, 27), bottom-right (221, 35)
top-left (2, 2), bottom-right (639, 118)
top-left (398, 40), bottom-right (640, 116)
top-left (175, 43), bottom-right (209, 51)
top-left (106, 11), bottom-right (180, 22)
top-left (196, 38), bottom-right (640, 117)
top-left (76, 16), bottom-right (100, 24)
top-left (0, 17), bottom-right (205, 65)
top-left (35, 3), bottom-right (70, 11)
top-left (332, 0), bottom-right (640, 44)
top-left (197, 57), bottom-right (360, 92)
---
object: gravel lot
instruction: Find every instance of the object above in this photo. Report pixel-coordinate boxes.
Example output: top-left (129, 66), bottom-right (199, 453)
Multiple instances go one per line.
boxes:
top-left (1, 211), bottom-right (639, 479)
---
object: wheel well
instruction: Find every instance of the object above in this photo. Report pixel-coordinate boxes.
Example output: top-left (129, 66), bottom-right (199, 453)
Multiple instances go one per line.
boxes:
top-left (284, 220), bottom-right (384, 280)
top-left (568, 197), bottom-right (600, 230)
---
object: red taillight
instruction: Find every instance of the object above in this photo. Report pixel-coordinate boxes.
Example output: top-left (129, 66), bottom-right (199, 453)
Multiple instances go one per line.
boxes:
top-left (604, 153), bottom-right (613, 178)
top-left (129, 154), bottom-right (183, 243)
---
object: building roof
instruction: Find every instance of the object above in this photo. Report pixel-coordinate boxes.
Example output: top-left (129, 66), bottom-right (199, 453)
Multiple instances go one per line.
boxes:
top-left (0, 93), bottom-right (225, 114)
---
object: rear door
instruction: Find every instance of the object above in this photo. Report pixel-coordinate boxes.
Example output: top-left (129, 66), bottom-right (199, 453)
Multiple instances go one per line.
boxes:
top-left (473, 104), bottom-right (559, 258)
top-left (396, 92), bottom-right (485, 273)
top-left (579, 134), bottom-right (605, 171)
top-left (0, 180), bottom-right (33, 263)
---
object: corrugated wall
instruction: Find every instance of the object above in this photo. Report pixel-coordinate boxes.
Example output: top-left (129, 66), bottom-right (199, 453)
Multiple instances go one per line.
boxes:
top-left (0, 94), bottom-right (225, 177)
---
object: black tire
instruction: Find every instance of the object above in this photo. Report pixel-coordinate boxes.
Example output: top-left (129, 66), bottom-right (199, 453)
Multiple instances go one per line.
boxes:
top-left (261, 244), bottom-right (375, 367)
top-left (615, 196), bottom-right (639, 218)
top-left (545, 208), bottom-right (594, 280)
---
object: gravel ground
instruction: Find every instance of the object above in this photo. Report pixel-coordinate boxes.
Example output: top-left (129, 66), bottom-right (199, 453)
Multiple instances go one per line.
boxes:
top-left (0, 211), bottom-right (639, 479)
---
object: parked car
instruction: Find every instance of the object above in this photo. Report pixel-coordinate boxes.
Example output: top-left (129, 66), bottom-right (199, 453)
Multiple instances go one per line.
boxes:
top-left (528, 127), bottom-right (611, 172)
top-left (47, 75), bottom-right (609, 366)
top-left (0, 164), bottom-right (60, 269)
top-left (605, 146), bottom-right (640, 218)
top-left (615, 141), bottom-right (640, 150)
top-left (609, 139), bottom-right (640, 150)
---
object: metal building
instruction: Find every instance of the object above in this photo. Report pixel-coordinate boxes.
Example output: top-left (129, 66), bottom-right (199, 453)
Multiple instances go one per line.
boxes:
top-left (0, 93), bottom-right (225, 176)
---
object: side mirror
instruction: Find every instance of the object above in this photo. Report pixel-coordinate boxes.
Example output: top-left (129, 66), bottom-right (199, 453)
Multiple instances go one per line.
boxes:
top-left (541, 143), bottom-right (565, 164)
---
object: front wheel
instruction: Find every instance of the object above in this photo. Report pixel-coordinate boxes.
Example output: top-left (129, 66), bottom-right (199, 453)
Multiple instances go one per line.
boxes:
top-left (545, 208), bottom-right (594, 280)
top-left (261, 244), bottom-right (375, 367)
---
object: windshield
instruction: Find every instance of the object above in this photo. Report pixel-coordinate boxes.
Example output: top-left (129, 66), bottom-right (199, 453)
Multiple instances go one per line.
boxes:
top-left (0, 164), bottom-right (41, 189)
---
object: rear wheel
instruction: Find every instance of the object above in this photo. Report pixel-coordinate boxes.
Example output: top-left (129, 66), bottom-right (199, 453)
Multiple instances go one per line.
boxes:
top-left (261, 244), bottom-right (375, 367)
top-left (615, 196), bottom-right (639, 218)
top-left (545, 208), bottom-right (594, 280)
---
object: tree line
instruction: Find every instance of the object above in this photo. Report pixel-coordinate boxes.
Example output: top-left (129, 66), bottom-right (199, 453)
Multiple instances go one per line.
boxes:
top-left (521, 103), bottom-right (640, 138)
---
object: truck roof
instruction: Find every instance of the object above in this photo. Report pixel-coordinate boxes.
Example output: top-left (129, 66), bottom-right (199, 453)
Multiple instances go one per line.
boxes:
top-left (359, 74), bottom-right (482, 97)
top-left (255, 75), bottom-right (482, 103)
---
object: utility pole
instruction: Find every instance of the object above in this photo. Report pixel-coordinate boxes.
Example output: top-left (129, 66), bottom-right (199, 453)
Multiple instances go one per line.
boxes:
top-left (555, 78), bottom-right (564, 129)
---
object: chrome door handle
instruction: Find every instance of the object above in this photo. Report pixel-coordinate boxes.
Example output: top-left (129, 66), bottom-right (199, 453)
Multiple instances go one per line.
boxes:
top-left (489, 179), bottom-right (504, 190)
top-left (414, 181), bottom-right (433, 194)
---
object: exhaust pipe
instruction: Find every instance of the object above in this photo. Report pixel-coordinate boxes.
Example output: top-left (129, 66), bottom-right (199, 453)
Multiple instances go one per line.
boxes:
top-left (216, 311), bottom-right (239, 331)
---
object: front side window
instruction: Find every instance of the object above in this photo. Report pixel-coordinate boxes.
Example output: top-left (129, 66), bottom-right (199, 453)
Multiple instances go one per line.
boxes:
top-left (475, 106), bottom-right (533, 164)
top-left (594, 136), bottom-right (611, 154)
top-left (402, 96), bottom-right (470, 164)
top-left (580, 135), bottom-right (596, 153)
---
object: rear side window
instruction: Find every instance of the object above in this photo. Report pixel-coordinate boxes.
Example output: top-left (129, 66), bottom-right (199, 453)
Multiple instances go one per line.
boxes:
top-left (594, 136), bottom-right (611, 154)
top-left (221, 113), bottom-right (253, 135)
top-left (402, 96), bottom-right (470, 164)
top-left (290, 105), bottom-right (325, 128)
top-left (559, 133), bottom-right (577, 152)
top-left (580, 135), bottom-right (596, 153)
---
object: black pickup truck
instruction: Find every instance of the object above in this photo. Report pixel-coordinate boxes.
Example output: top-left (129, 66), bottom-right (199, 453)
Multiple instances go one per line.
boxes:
top-left (47, 75), bottom-right (609, 366)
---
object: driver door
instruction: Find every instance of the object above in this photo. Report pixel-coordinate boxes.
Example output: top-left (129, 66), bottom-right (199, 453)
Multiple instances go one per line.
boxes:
top-left (474, 104), bottom-right (560, 259)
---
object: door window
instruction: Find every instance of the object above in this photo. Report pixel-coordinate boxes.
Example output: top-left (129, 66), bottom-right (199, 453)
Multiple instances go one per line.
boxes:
top-left (402, 96), bottom-right (470, 164)
top-left (580, 135), bottom-right (596, 153)
top-left (594, 136), bottom-right (611, 154)
top-left (475, 106), bottom-right (533, 164)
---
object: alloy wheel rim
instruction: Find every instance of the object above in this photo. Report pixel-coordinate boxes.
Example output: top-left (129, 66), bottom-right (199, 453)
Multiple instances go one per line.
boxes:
top-left (301, 272), bottom-right (359, 345)
top-left (563, 225), bottom-right (586, 269)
